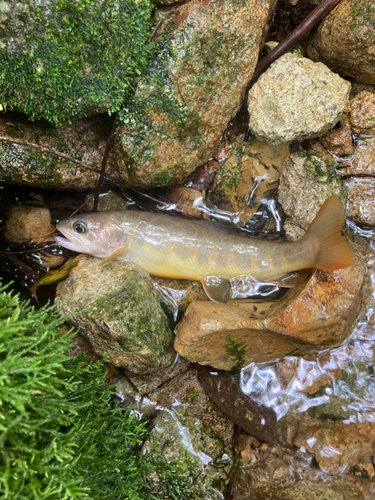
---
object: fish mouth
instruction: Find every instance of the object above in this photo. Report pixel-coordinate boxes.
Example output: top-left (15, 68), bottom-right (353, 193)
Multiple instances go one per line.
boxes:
top-left (54, 235), bottom-right (81, 253)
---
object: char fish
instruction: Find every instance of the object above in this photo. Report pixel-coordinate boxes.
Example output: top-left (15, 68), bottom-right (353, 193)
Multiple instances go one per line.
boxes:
top-left (55, 196), bottom-right (355, 302)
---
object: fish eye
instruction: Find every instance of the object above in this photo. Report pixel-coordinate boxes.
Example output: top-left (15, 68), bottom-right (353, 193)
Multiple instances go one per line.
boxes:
top-left (72, 219), bottom-right (88, 234)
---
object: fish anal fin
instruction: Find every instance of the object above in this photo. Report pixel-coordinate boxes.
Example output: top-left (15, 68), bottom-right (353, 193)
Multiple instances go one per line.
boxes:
top-left (201, 277), bottom-right (231, 303)
top-left (99, 246), bottom-right (128, 266)
top-left (266, 271), bottom-right (301, 288)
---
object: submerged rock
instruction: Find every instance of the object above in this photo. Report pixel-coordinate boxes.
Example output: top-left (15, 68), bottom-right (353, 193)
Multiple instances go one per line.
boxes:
top-left (210, 139), bottom-right (289, 226)
top-left (115, 0), bottom-right (277, 188)
top-left (0, 116), bottom-right (117, 190)
top-left (141, 367), bottom-right (234, 500)
top-left (248, 53), bottom-right (350, 146)
top-left (56, 259), bottom-right (175, 374)
top-left (308, 0), bottom-right (375, 85)
top-left (320, 124), bottom-right (354, 157)
top-left (174, 258), bottom-right (365, 371)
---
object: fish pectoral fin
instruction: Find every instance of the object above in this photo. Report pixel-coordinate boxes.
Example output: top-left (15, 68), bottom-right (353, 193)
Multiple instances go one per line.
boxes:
top-left (201, 277), bottom-right (231, 303)
top-left (266, 271), bottom-right (301, 288)
top-left (98, 246), bottom-right (128, 266)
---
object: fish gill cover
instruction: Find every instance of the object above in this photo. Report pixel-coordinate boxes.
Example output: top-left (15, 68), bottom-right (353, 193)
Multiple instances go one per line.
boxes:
top-left (0, 0), bottom-right (153, 124)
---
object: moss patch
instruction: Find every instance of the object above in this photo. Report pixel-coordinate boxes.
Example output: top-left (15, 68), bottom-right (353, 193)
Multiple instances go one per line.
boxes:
top-left (0, 0), bottom-right (153, 124)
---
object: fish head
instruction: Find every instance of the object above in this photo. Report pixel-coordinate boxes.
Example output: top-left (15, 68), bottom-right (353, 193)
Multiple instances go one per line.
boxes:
top-left (55, 212), bottom-right (128, 258)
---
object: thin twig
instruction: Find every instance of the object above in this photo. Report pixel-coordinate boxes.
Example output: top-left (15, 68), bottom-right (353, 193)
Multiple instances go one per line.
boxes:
top-left (249, 0), bottom-right (343, 86)
top-left (92, 116), bottom-right (118, 212)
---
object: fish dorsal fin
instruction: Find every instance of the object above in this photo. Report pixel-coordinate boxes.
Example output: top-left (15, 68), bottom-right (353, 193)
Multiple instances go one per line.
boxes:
top-left (201, 277), bottom-right (231, 302)
top-left (197, 219), bottom-right (239, 236)
top-left (98, 246), bottom-right (128, 266)
top-left (266, 271), bottom-right (301, 288)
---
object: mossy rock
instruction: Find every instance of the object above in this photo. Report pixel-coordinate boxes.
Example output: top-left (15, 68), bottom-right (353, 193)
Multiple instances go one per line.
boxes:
top-left (0, 0), bottom-right (152, 124)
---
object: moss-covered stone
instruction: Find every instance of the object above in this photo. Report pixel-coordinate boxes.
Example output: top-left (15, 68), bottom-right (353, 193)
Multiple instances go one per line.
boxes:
top-left (0, 0), bottom-right (152, 124)
top-left (56, 259), bottom-right (175, 374)
top-left (115, 0), bottom-right (277, 189)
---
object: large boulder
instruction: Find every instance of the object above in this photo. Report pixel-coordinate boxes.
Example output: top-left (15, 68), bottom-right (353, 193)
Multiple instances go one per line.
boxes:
top-left (0, 0), bottom-right (152, 124)
top-left (115, 0), bottom-right (277, 188)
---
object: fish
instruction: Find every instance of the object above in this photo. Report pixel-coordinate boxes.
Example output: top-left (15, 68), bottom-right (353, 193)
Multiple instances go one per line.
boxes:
top-left (54, 195), bottom-right (355, 302)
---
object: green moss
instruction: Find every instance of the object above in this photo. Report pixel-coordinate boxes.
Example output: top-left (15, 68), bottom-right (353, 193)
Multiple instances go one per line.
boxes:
top-left (183, 387), bottom-right (200, 404)
top-left (0, 0), bottom-right (153, 124)
top-left (297, 149), bottom-right (340, 183)
top-left (215, 141), bottom-right (245, 194)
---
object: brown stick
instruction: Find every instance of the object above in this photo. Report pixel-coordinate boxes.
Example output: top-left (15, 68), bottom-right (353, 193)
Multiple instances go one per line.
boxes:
top-left (249, 0), bottom-right (343, 86)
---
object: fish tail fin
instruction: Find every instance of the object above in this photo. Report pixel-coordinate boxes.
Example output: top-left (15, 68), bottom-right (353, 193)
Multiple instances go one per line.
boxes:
top-left (304, 196), bottom-right (355, 270)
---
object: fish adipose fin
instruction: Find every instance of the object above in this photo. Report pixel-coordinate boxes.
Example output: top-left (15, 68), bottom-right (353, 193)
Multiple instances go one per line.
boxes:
top-left (305, 195), bottom-right (355, 270)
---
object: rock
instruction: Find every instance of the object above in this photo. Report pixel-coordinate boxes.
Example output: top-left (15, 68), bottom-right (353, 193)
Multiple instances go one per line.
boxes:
top-left (56, 259), bottom-right (175, 374)
top-left (233, 442), bottom-right (375, 499)
top-left (184, 160), bottom-right (219, 192)
top-left (248, 53), bottom-right (350, 146)
top-left (0, 116), bottom-right (117, 190)
top-left (174, 257), bottom-right (365, 371)
top-left (152, 276), bottom-right (207, 322)
top-left (278, 151), bottom-right (341, 239)
top-left (210, 139), bottom-right (289, 225)
top-left (320, 124), bottom-right (354, 157)
top-left (85, 190), bottom-right (129, 212)
top-left (166, 187), bottom-right (204, 218)
top-left (340, 91), bottom-right (375, 134)
top-left (294, 417), bottom-right (375, 475)
top-left (338, 136), bottom-right (375, 176)
top-left (141, 368), bottom-right (233, 499)
top-left (196, 365), bottom-right (280, 444)
top-left (112, 355), bottom-right (190, 402)
top-left (0, 0), bottom-right (152, 123)
top-left (4, 205), bottom-right (55, 245)
top-left (345, 178), bottom-right (375, 226)
top-left (115, 0), bottom-right (277, 189)
top-left (308, 0), bottom-right (375, 85)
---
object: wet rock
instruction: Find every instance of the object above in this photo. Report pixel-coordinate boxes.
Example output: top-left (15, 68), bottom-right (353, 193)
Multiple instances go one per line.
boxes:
top-left (166, 187), bottom-right (204, 218)
top-left (0, 116), bottom-right (117, 190)
top-left (345, 178), bottom-right (375, 226)
top-left (233, 442), bottom-right (375, 499)
top-left (152, 276), bottom-right (207, 322)
top-left (113, 355), bottom-right (190, 402)
top-left (174, 257), bottom-right (365, 370)
top-left (248, 53), bottom-right (350, 146)
top-left (210, 139), bottom-right (289, 225)
top-left (337, 136), bottom-right (375, 177)
top-left (141, 368), bottom-right (233, 500)
top-left (196, 365), bottom-right (280, 444)
top-left (320, 124), bottom-right (354, 157)
top-left (0, 0), bottom-right (151, 123)
top-left (56, 259), bottom-right (175, 374)
top-left (340, 91), bottom-right (375, 135)
top-left (308, 0), bottom-right (375, 85)
top-left (115, 0), bottom-right (277, 189)
top-left (294, 417), bottom-right (375, 475)
top-left (4, 205), bottom-right (55, 245)
top-left (278, 151), bottom-right (341, 239)
top-left (85, 190), bottom-right (129, 212)
top-left (185, 160), bottom-right (219, 192)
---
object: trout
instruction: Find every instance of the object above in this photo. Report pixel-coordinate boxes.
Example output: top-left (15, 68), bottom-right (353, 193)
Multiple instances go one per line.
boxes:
top-left (55, 196), bottom-right (355, 302)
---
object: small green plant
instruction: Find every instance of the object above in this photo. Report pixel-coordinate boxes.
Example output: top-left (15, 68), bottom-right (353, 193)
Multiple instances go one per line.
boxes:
top-left (224, 337), bottom-right (249, 374)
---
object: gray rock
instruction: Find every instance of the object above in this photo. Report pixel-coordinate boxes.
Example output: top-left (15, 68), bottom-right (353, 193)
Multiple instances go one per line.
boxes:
top-left (248, 53), bottom-right (351, 146)
top-left (308, 0), bottom-right (375, 85)
top-left (115, 0), bottom-right (277, 189)
top-left (278, 151), bottom-right (341, 238)
top-left (56, 259), bottom-right (175, 374)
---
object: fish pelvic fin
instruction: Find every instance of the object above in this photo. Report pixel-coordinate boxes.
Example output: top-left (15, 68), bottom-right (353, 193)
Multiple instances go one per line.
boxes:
top-left (305, 195), bottom-right (355, 270)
